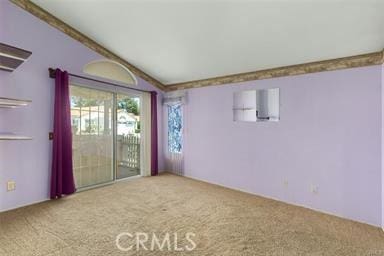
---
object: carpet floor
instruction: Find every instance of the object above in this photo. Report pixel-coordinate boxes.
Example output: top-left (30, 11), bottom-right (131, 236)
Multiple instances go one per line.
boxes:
top-left (1, 173), bottom-right (384, 256)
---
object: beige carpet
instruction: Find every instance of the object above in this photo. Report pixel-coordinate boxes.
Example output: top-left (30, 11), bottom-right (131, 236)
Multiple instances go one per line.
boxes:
top-left (1, 173), bottom-right (384, 256)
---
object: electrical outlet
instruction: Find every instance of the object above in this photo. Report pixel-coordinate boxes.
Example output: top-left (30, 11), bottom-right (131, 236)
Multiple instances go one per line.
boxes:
top-left (7, 181), bottom-right (16, 191)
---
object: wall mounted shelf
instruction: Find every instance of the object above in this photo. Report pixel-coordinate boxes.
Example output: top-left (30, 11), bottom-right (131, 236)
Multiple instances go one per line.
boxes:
top-left (0, 97), bottom-right (31, 108)
top-left (0, 42), bottom-right (32, 72)
top-left (0, 133), bottom-right (32, 140)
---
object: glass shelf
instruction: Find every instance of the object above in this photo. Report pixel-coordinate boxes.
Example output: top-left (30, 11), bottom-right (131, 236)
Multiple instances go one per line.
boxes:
top-left (0, 43), bottom-right (32, 72)
top-left (0, 97), bottom-right (31, 108)
top-left (0, 133), bottom-right (32, 140)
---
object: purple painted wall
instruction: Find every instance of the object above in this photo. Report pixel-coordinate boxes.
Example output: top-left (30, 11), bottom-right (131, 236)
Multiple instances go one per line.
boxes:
top-left (0, 1), bottom-right (163, 211)
top-left (382, 64), bottom-right (384, 229)
top-left (183, 66), bottom-right (383, 227)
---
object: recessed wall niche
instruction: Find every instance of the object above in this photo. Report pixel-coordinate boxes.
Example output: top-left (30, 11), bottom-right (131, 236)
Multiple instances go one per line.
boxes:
top-left (233, 88), bottom-right (280, 122)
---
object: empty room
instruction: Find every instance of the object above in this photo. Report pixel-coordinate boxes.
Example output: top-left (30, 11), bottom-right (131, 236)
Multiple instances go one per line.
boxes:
top-left (1, 0), bottom-right (384, 255)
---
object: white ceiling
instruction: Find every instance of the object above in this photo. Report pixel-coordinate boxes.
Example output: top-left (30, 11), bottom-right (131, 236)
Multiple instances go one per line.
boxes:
top-left (31, 0), bottom-right (384, 85)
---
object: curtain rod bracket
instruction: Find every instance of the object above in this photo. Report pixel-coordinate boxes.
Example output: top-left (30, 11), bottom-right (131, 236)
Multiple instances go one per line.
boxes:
top-left (48, 68), bottom-right (56, 78)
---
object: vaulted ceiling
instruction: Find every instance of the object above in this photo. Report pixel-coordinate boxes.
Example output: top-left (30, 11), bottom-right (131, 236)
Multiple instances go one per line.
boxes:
top-left (31, 0), bottom-right (384, 86)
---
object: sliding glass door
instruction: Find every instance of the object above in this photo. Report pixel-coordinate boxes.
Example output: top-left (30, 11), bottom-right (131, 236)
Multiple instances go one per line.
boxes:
top-left (70, 85), bottom-right (142, 189)
top-left (70, 86), bottom-right (114, 188)
top-left (116, 93), bottom-right (141, 179)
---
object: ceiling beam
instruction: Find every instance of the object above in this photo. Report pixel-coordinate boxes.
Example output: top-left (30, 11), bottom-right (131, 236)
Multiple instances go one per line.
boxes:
top-left (166, 50), bottom-right (384, 91)
top-left (10, 0), bottom-right (166, 91)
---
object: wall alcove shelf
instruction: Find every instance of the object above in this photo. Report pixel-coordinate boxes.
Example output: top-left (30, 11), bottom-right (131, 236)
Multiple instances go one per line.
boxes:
top-left (0, 97), bottom-right (32, 140)
top-left (0, 42), bottom-right (32, 72)
top-left (0, 42), bottom-right (32, 140)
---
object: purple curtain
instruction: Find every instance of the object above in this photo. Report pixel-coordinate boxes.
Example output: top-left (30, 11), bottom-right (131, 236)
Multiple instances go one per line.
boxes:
top-left (151, 91), bottom-right (159, 176)
top-left (50, 69), bottom-right (76, 199)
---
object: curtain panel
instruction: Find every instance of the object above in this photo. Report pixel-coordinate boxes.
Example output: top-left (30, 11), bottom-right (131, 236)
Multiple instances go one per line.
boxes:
top-left (50, 69), bottom-right (76, 199)
top-left (141, 92), bottom-right (151, 176)
top-left (150, 91), bottom-right (158, 176)
top-left (163, 92), bottom-right (186, 175)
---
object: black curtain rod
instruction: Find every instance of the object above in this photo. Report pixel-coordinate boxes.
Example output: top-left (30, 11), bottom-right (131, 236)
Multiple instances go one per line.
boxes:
top-left (48, 68), bottom-right (151, 93)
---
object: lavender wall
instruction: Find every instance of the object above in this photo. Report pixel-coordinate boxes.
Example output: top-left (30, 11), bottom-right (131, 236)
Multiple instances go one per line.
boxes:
top-left (0, 1), bottom-right (164, 211)
top-left (382, 64), bottom-right (384, 229)
top-left (183, 65), bottom-right (383, 227)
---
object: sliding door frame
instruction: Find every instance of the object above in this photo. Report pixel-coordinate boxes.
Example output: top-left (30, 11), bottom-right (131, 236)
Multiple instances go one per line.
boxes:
top-left (70, 82), bottom-right (143, 191)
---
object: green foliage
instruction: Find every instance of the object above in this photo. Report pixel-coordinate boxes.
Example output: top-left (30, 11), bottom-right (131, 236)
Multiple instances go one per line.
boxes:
top-left (118, 98), bottom-right (139, 115)
top-left (72, 97), bottom-right (99, 107)
top-left (71, 96), bottom-right (139, 116)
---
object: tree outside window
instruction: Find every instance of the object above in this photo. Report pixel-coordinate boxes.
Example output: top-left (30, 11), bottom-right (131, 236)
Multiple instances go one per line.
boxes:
top-left (168, 105), bottom-right (182, 153)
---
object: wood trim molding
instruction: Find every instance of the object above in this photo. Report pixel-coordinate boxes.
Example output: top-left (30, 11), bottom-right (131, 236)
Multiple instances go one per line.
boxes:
top-left (381, 49), bottom-right (384, 63)
top-left (10, 0), bottom-right (166, 91)
top-left (166, 50), bottom-right (384, 91)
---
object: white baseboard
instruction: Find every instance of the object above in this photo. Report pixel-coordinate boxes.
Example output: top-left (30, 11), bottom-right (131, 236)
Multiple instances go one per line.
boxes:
top-left (0, 198), bottom-right (49, 213)
top-left (180, 173), bottom-right (382, 229)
